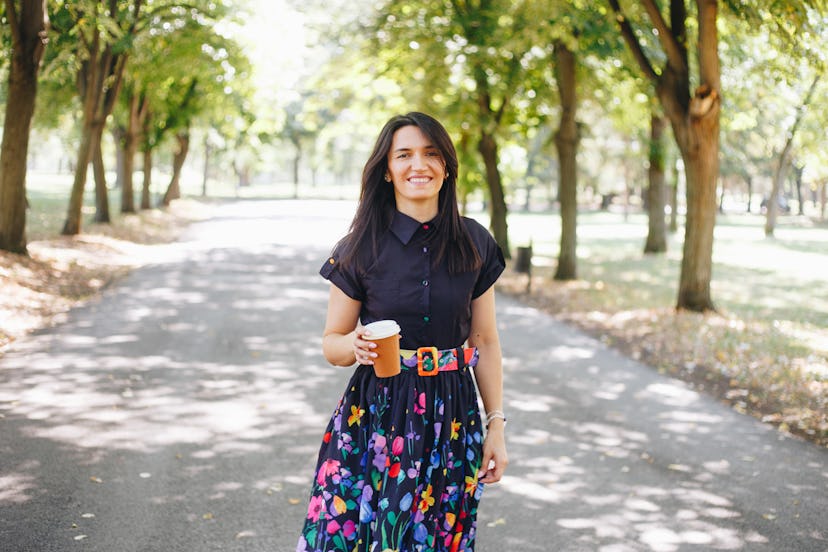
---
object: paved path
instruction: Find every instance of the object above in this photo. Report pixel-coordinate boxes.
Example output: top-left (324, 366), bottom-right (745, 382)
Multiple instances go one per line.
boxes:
top-left (1, 200), bottom-right (825, 552)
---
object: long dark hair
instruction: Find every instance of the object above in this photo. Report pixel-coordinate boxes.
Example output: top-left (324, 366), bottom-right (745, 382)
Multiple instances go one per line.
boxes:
top-left (337, 112), bottom-right (481, 275)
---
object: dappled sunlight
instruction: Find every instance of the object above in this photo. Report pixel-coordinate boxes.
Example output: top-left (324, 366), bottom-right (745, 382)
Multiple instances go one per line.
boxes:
top-left (2, 202), bottom-right (826, 551)
top-left (0, 206), bottom-right (354, 549)
top-left (478, 296), bottom-right (827, 551)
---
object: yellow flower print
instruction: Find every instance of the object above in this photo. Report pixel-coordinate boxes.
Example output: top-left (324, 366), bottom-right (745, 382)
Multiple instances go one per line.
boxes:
top-left (333, 495), bottom-right (347, 515)
top-left (450, 418), bottom-right (461, 440)
top-left (418, 484), bottom-right (435, 513)
top-left (348, 404), bottom-right (365, 426)
top-left (464, 474), bottom-right (478, 496)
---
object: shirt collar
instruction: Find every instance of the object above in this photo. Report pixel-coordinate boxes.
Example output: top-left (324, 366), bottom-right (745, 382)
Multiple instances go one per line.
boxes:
top-left (390, 210), bottom-right (433, 245)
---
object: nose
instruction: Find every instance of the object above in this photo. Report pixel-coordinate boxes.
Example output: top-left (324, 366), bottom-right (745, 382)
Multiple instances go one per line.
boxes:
top-left (411, 152), bottom-right (427, 170)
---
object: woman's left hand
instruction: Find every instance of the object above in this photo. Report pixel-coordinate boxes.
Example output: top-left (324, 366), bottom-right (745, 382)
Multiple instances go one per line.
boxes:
top-left (478, 421), bottom-right (508, 484)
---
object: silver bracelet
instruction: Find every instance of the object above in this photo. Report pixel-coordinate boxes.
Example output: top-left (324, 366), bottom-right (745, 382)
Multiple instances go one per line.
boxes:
top-left (485, 409), bottom-right (507, 427)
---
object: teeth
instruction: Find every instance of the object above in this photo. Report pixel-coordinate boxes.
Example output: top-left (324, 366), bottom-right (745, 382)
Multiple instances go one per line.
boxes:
top-left (409, 177), bottom-right (430, 183)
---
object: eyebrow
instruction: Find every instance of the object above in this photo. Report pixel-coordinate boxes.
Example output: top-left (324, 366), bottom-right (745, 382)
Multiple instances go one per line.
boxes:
top-left (392, 145), bottom-right (439, 153)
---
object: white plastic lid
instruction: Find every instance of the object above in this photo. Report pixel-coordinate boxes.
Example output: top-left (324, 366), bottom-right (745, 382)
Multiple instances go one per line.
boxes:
top-left (363, 320), bottom-right (401, 340)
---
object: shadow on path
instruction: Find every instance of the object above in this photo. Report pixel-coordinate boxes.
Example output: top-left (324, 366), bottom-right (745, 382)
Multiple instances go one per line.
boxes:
top-left (0, 200), bottom-right (825, 552)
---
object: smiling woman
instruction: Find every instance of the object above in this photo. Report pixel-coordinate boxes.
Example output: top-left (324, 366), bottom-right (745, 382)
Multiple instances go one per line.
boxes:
top-left (295, 112), bottom-right (508, 552)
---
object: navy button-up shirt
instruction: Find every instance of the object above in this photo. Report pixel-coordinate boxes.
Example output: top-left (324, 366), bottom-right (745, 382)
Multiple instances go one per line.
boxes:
top-left (320, 211), bottom-right (505, 350)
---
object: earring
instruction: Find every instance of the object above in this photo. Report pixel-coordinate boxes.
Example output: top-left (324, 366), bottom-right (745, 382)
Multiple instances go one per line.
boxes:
top-left (384, 174), bottom-right (391, 182)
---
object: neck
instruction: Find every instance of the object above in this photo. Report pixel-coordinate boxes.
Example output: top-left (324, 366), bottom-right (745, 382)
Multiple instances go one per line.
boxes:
top-left (395, 199), bottom-right (438, 223)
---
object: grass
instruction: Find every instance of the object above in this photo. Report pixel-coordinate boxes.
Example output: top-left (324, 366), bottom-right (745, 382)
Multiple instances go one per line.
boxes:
top-left (491, 208), bottom-right (827, 446)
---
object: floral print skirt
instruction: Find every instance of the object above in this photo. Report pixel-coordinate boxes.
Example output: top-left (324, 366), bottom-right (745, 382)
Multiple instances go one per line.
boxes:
top-left (296, 351), bottom-right (485, 552)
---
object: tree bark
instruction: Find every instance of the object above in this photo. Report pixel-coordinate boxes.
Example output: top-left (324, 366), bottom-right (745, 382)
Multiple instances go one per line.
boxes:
top-left (793, 164), bottom-right (804, 216)
top-left (92, 131), bottom-right (110, 223)
top-left (202, 134), bottom-right (210, 197)
top-left (121, 92), bottom-right (146, 213)
top-left (162, 131), bottom-right (189, 206)
top-left (140, 148), bottom-right (152, 210)
top-left (552, 40), bottom-right (579, 280)
top-left (644, 112), bottom-right (668, 253)
top-left (746, 175), bottom-right (753, 213)
top-left (113, 126), bottom-right (125, 190)
top-left (477, 132), bottom-right (510, 258)
top-left (0, 0), bottom-right (48, 254)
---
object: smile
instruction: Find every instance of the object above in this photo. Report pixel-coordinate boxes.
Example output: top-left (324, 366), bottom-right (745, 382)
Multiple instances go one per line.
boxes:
top-left (408, 177), bottom-right (432, 184)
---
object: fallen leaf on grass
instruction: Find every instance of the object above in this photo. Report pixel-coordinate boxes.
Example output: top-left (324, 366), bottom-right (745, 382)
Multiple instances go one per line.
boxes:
top-left (202, 513), bottom-right (214, 520)
top-left (486, 518), bottom-right (506, 528)
top-left (89, 476), bottom-right (102, 483)
top-left (288, 498), bottom-right (301, 505)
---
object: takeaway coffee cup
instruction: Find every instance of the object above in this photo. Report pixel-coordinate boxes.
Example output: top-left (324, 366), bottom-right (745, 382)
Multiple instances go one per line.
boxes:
top-left (363, 320), bottom-right (401, 377)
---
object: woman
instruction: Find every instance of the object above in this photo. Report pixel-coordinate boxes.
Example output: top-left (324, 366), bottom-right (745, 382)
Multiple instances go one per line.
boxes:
top-left (297, 112), bottom-right (507, 552)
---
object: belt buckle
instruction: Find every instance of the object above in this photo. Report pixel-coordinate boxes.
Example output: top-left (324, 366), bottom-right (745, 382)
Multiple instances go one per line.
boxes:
top-left (416, 347), bottom-right (440, 376)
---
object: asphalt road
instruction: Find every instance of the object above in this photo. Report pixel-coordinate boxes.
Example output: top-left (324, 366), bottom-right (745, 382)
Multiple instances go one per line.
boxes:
top-left (1, 200), bottom-right (826, 552)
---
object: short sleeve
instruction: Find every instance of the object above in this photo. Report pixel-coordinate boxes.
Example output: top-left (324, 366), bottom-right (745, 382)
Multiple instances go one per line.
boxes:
top-left (319, 246), bottom-right (364, 301)
top-left (468, 220), bottom-right (506, 299)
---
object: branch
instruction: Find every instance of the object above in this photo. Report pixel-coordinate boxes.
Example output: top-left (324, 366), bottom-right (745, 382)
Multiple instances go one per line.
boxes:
top-left (4, 0), bottom-right (22, 50)
top-left (640, 0), bottom-right (687, 73)
top-left (608, 0), bottom-right (658, 81)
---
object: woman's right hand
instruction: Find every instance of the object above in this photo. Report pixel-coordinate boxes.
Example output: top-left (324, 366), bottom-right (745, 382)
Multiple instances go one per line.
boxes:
top-left (353, 325), bottom-right (377, 365)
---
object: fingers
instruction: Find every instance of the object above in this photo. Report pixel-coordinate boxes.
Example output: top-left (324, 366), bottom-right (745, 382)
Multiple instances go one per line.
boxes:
top-left (353, 326), bottom-right (377, 365)
top-left (478, 441), bottom-right (508, 484)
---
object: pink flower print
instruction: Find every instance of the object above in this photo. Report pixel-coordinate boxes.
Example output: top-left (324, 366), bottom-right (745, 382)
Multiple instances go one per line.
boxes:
top-left (342, 519), bottom-right (356, 538)
top-left (326, 519), bottom-right (341, 534)
top-left (316, 458), bottom-right (340, 486)
top-left (392, 435), bottom-right (404, 456)
top-left (307, 495), bottom-right (324, 521)
top-left (413, 392), bottom-right (426, 414)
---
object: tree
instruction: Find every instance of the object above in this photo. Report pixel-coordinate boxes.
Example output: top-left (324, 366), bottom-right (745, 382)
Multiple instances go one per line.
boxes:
top-left (552, 39), bottom-right (579, 280)
top-left (765, 75), bottom-right (820, 236)
top-left (54, 0), bottom-right (144, 235)
top-left (0, 0), bottom-right (49, 254)
top-left (609, 0), bottom-right (722, 312)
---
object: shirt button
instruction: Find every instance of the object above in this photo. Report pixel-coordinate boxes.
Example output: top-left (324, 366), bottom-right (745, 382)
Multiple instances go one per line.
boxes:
top-left (422, 246), bottom-right (428, 253)
top-left (423, 224), bottom-right (430, 230)
top-left (423, 316), bottom-right (430, 322)
top-left (422, 280), bottom-right (429, 287)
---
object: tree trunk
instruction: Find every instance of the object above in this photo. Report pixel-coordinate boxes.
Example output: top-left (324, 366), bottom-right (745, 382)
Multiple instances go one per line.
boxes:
top-left (746, 175), bottom-right (753, 213)
top-left (644, 112), bottom-right (668, 253)
top-left (202, 134), bottom-right (209, 197)
top-left (670, 164), bottom-right (679, 233)
top-left (667, 2), bottom-right (719, 312)
top-left (162, 131), bottom-right (189, 206)
top-left (62, 42), bottom-right (129, 233)
top-left (0, 0), bottom-right (48, 254)
top-left (121, 93), bottom-right (142, 213)
top-left (552, 40), bottom-right (579, 280)
top-left (113, 127), bottom-right (125, 190)
top-left (293, 145), bottom-right (301, 199)
top-left (820, 182), bottom-right (826, 222)
top-left (141, 148), bottom-right (152, 210)
top-left (477, 133), bottom-right (510, 259)
top-left (765, 75), bottom-right (819, 236)
top-left (63, 122), bottom-right (96, 235)
top-left (793, 164), bottom-right (804, 216)
top-left (92, 131), bottom-right (110, 223)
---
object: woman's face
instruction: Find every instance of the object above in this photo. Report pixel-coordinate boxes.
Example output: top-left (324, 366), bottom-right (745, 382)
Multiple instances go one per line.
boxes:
top-left (386, 125), bottom-right (446, 211)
